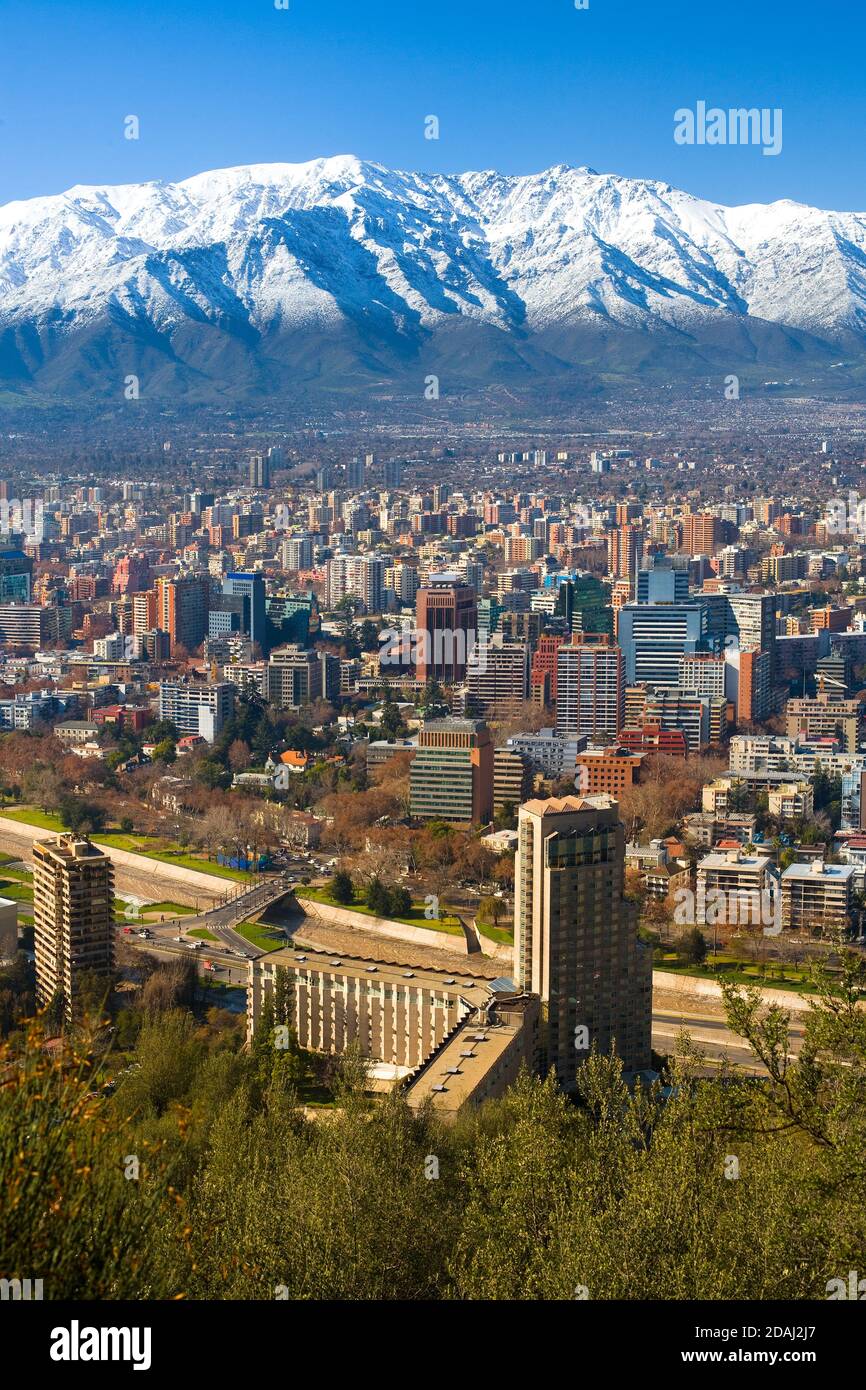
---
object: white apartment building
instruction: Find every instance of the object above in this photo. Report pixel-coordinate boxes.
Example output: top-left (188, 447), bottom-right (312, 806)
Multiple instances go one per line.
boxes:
top-left (326, 554), bottom-right (385, 614)
top-left (157, 680), bottom-right (234, 742)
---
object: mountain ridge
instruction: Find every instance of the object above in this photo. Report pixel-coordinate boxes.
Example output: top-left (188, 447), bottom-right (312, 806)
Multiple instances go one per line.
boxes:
top-left (1, 156), bottom-right (865, 405)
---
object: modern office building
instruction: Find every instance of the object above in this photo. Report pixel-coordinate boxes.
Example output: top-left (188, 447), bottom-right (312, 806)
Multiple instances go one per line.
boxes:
top-left (636, 555), bottom-right (689, 604)
top-left (464, 634), bottom-right (529, 712)
top-left (563, 576), bottom-right (614, 637)
top-left (249, 454), bottom-right (270, 489)
top-left (725, 592), bottom-right (776, 669)
top-left (514, 795), bottom-right (653, 1087)
top-left (816, 645), bottom-right (854, 695)
top-left (208, 595), bottom-right (245, 639)
top-left (223, 572), bottom-right (268, 653)
top-left (841, 768), bottom-right (866, 831)
top-left (346, 457), bottom-right (365, 488)
top-left (266, 645), bottom-right (324, 708)
top-left (415, 574), bottom-right (478, 684)
top-left (409, 718), bottom-right (493, 824)
top-left (555, 634), bottom-right (625, 739)
top-left (0, 544), bottom-right (33, 603)
top-left (267, 595), bottom-right (314, 647)
top-left (0, 603), bottom-right (63, 647)
top-left (33, 835), bottom-right (114, 1022)
top-left (618, 599), bottom-right (715, 686)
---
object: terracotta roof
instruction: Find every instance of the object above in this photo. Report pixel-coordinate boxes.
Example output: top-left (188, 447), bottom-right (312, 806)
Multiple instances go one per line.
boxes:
top-left (521, 794), bottom-right (615, 815)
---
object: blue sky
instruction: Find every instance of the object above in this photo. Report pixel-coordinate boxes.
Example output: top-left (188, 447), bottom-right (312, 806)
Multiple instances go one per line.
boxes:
top-left (2, 0), bottom-right (864, 209)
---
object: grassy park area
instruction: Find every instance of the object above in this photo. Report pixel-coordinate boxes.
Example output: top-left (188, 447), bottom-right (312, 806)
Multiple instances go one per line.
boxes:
top-left (299, 883), bottom-right (464, 937)
top-left (234, 921), bottom-right (287, 952)
top-left (475, 917), bottom-right (514, 946)
top-left (0, 807), bottom-right (255, 882)
top-left (654, 951), bottom-right (822, 995)
top-left (0, 807), bottom-right (65, 831)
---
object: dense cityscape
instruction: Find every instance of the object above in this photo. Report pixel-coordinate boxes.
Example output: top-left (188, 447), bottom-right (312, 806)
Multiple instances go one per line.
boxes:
top-left (0, 425), bottom-right (864, 1315)
top-left (4, 0), bottom-right (866, 1363)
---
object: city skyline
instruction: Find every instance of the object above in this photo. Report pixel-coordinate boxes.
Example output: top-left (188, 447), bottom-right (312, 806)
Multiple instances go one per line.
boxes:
top-left (2, 0), bottom-right (865, 1336)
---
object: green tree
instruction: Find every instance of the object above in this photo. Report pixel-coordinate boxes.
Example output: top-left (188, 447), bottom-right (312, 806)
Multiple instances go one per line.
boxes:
top-left (479, 894), bottom-right (505, 927)
top-left (331, 869), bottom-right (354, 905)
top-left (380, 699), bottom-right (404, 741)
top-left (365, 877), bottom-right (389, 915)
top-left (58, 795), bottom-right (105, 836)
top-left (389, 885), bottom-right (412, 917)
top-left (677, 927), bottom-right (707, 965)
top-left (152, 738), bottom-right (177, 765)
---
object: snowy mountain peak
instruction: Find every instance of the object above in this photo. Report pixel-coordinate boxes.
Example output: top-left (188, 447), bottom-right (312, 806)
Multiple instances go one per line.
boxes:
top-left (1, 158), bottom-right (864, 403)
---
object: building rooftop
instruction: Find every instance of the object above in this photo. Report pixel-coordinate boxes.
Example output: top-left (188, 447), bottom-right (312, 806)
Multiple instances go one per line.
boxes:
top-left (255, 940), bottom-right (496, 1003)
top-left (521, 794), bottom-right (616, 815)
top-left (33, 834), bottom-right (108, 864)
top-left (404, 1000), bottom-right (533, 1114)
top-left (782, 861), bottom-right (857, 882)
top-left (698, 849), bottom-right (774, 871)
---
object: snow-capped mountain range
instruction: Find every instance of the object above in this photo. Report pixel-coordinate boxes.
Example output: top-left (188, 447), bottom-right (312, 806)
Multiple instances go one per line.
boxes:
top-left (1, 155), bottom-right (865, 403)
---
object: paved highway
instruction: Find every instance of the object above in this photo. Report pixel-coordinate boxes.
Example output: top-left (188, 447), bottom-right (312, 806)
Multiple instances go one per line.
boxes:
top-left (652, 1005), bottom-right (806, 1076)
top-left (118, 876), bottom-right (296, 985)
